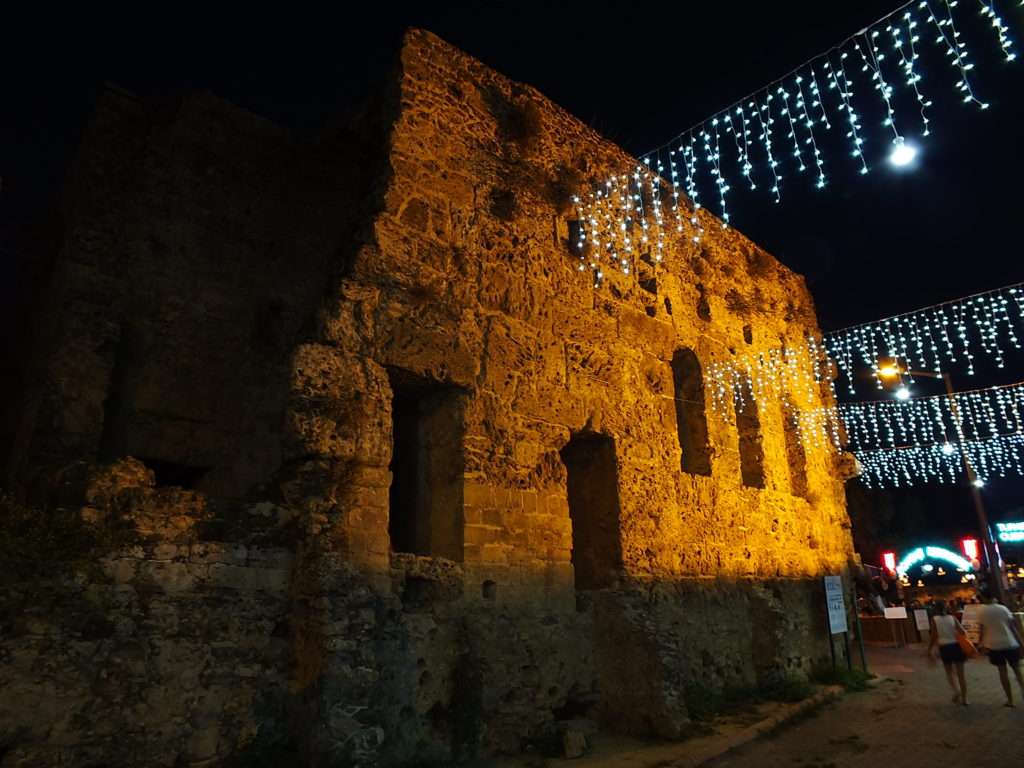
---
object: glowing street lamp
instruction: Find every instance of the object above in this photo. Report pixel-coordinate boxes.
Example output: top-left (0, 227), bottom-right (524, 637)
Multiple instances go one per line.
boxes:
top-left (878, 362), bottom-right (913, 400)
top-left (877, 364), bottom-right (901, 378)
top-left (889, 136), bottom-right (918, 168)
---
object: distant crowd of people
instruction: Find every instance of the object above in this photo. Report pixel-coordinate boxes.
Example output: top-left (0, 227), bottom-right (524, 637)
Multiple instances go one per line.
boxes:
top-left (854, 566), bottom-right (1024, 616)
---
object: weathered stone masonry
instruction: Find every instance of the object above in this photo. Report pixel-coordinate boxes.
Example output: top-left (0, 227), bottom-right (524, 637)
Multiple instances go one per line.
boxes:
top-left (1, 29), bottom-right (855, 767)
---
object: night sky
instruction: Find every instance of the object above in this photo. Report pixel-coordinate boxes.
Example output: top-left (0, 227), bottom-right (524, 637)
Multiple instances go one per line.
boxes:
top-left (3, 3), bottom-right (1022, 548)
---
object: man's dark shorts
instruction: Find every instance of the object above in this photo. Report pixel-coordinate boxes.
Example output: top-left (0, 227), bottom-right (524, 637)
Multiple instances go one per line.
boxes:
top-left (988, 647), bottom-right (1021, 667)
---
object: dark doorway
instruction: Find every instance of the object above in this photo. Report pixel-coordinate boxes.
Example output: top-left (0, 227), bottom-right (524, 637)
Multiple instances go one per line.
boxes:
top-left (387, 369), bottom-right (465, 561)
top-left (670, 349), bottom-right (712, 476)
top-left (560, 432), bottom-right (623, 590)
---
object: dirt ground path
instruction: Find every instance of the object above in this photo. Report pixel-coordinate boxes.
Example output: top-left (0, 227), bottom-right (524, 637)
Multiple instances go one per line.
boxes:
top-left (705, 644), bottom-right (1024, 768)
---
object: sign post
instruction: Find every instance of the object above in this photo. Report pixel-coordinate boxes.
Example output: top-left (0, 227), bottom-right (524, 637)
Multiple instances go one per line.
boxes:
top-left (824, 575), bottom-right (849, 670)
top-left (914, 608), bottom-right (930, 643)
top-left (884, 606), bottom-right (908, 647)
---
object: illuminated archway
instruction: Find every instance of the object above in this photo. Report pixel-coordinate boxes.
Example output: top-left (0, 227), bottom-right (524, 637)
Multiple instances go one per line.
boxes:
top-left (896, 546), bottom-right (973, 576)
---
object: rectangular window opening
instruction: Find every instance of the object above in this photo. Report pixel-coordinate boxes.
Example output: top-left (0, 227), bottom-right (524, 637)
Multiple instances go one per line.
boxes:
top-left (560, 432), bottom-right (623, 590)
top-left (387, 369), bottom-right (465, 561)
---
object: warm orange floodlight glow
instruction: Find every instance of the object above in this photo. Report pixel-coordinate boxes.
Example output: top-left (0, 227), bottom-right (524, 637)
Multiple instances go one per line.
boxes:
top-left (877, 364), bottom-right (901, 379)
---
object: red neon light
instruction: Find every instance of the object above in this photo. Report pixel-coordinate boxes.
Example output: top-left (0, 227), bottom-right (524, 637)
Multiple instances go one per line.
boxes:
top-left (961, 538), bottom-right (979, 561)
top-left (882, 552), bottom-right (896, 572)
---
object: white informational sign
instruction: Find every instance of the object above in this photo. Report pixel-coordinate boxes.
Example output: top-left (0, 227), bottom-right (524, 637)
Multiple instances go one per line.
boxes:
top-left (884, 606), bottom-right (908, 620)
top-left (960, 604), bottom-right (982, 644)
top-left (824, 575), bottom-right (848, 635)
top-left (914, 609), bottom-right (930, 631)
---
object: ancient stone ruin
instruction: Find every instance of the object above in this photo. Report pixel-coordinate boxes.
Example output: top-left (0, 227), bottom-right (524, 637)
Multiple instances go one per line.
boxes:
top-left (1, 28), bottom-right (855, 767)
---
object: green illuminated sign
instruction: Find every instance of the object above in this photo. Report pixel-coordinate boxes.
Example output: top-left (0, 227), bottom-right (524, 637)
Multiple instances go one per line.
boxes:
top-left (996, 522), bottom-right (1024, 543)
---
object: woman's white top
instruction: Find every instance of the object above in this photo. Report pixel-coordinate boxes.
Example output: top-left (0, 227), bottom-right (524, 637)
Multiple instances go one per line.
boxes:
top-left (933, 614), bottom-right (958, 645)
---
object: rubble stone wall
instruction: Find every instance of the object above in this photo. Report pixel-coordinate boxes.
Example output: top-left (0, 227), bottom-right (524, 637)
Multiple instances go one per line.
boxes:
top-left (1, 28), bottom-right (856, 768)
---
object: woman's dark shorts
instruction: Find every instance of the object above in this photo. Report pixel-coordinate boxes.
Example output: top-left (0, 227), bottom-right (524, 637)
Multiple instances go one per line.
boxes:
top-left (988, 647), bottom-right (1021, 667)
top-left (939, 643), bottom-right (966, 664)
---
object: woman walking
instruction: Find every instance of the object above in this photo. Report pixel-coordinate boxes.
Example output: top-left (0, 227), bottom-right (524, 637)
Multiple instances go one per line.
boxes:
top-left (928, 600), bottom-right (970, 705)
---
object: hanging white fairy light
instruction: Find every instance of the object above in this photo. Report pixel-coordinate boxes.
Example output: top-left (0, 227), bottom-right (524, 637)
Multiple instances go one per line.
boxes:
top-left (824, 52), bottom-right (871, 175)
top-left (706, 334), bottom-right (832, 418)
top-left (978, 1), bottom-right (1016, 61)
top-left (681, 132), bottom-right (704, 242)
top-left (793, 73), bottom-right (828, 188)
top-left (825, 284), bottom-right (1024, 394)
top-left (753, 93), bottom-right (783, 202)
top-left (924, 0), bottom-right (988, 107)
top-left (855, 30), bottom-right (916, 167)
top-left (889, 10), bottom-right (934, 135)
top-left (701, 118), bottom-right (731, 226)
top-left (649, 156), bottom-right (667, 262)
top-left (725, 107), bottom-right (756, 190)
top-left (705, 283), bottom-right (1024, 461)
top-left (808, 65), bottom-right (833, 129)
top-left (855, 432), bottom-right (1024, 488)
top-left (799, 380), bottom-right (1024, 451)
top-left (666, 145), bottom-right (686, 235)
top-left (633, 164), bottom-right (649, 269)
top-left (777, 84), bottom-right (808, 173)
top-left (571, 0), bottom-right (1018, 290)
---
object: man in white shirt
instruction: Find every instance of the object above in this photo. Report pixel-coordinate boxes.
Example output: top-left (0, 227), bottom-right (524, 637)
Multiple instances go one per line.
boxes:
top-left (977, 592), bottom-right (1024, 706)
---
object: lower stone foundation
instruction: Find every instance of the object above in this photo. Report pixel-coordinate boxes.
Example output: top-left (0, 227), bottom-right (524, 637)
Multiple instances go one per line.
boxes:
top-left (0, 544), bottom-right (293, 767)
top-left (0, 539), bottom-right (845, 767)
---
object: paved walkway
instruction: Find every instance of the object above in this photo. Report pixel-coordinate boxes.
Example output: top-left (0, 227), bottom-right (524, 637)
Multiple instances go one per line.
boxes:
top-left (706, 644), bottom-right (1024, 768)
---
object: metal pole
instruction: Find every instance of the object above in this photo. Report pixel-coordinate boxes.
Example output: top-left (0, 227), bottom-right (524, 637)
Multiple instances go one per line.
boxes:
top-left (851, 582), bottom-right (869, 673)
top-left (941, 372), bottom-right (1009, 605)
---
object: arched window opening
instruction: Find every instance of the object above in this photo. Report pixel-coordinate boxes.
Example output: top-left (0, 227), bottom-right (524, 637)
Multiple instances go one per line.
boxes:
top-left (670, 349), bottom-right (712, 476)
top-left (736, 395), bottom-right (765, 489)
top-left (782, 400), bottom-right (810, 499)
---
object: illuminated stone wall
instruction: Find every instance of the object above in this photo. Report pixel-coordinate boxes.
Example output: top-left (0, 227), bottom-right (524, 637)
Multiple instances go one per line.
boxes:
top-left (2, 28), bottom-right (855, 767)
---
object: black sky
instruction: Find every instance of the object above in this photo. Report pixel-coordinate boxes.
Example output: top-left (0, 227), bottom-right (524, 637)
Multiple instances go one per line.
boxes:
top-left (2, 2), bottom-right (1022, 543)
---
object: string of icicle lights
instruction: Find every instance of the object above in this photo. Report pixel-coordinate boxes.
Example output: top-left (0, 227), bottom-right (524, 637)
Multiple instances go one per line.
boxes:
top-left (797, 380), bottom-right (1024, 450)
top-left (571, 0), bottom-right (1018, 286)
top-left (854, 432), bottom-right (1024, 487)
top-left (826, 282), bottom-right (1024, 393)
top-left (707, 282), bottom-right (1024, 417)
top-left (706, 335), bottom-right (831, 417)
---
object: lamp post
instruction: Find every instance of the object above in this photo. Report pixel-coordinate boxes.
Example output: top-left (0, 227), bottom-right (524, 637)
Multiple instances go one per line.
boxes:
top-left (878, 363), bottom-right (1009, 604)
